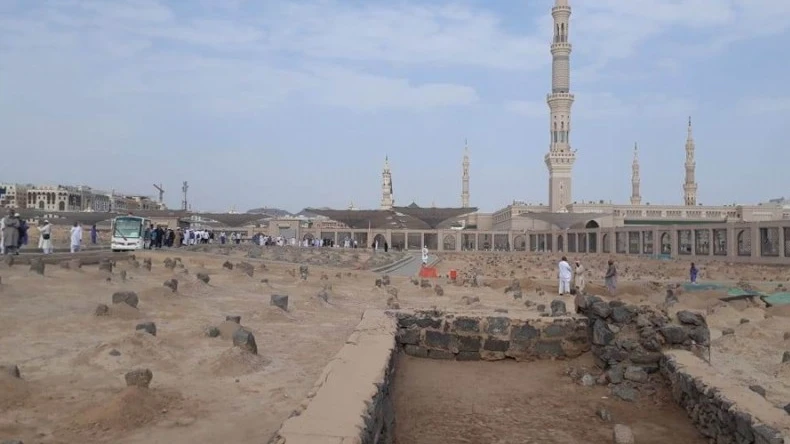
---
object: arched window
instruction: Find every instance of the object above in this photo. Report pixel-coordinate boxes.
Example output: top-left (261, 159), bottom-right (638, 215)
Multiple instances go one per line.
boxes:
top-left (561, 23), bottom-right (566, 42)
top-left (38, 201), bottom-right (45, 209)
top-left (58, 201), bottom-right (65, 211)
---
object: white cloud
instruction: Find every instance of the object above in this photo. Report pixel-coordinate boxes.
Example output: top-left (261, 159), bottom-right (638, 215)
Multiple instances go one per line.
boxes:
top-left (259, 2), bottom-right (548, 71)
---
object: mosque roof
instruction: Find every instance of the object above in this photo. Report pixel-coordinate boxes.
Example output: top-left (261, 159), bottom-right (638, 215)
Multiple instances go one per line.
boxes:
top-left (299, 206), bottom-right (478, 230)
top-left (392, 206), bottom-right (478, 229)
top-left (519, 212), bottom-right (611, 230)
top-left (304, 209), bottom-right (403, 229)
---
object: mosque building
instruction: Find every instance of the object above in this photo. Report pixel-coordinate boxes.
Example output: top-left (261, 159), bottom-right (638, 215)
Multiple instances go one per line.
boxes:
top-left (309, 0), bottom-right (786, 241)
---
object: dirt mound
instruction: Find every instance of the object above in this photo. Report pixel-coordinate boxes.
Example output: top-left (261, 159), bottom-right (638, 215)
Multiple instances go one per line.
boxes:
top-left (766, 304), bottom-right (790, 318)
top-left (0, 374), bottom-right (30, 411)
top-left (72, 333), bottom-right (180, 370)
top-left (247, 306), bottom-right (297, 323)
top-left (206, 347), bottom-right (270, 377)
top-left (218, 320), bottom-right (242, 340)
top-left (71, 387), bottom-right (180, 431)
top-left (138, 287), bottom-right (175, 299)
top-left (108, 302), bottom-right (142, 320)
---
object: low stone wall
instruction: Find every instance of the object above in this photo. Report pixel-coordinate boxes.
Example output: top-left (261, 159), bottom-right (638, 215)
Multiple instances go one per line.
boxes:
top-left (2, 250), bottom-right (123, 266)
top-left (394, 308), bottom-right (590, 361)
top-left (662, 351), bottom-right (790, 443)
top-left (269, 310), bottom-right (398, 444)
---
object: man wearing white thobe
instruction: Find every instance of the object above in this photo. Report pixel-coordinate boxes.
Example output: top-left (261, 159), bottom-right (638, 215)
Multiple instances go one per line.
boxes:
top-left (38, 220), bottom-right (53, 254)
top-left (557, 256), bottom-right (572, 295)
top-left (70, 222), bottom-right (83, 253)
top-left (421, 246), bottom-right (429, 265)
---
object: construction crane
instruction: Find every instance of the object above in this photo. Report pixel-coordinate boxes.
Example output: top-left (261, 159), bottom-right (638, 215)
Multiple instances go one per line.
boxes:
top-left (153, 183), bottom-right (164, 204)
top-left (181, 181), bottom-right (189, 211)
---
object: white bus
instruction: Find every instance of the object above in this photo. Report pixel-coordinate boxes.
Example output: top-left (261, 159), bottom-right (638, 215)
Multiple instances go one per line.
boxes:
top-left (110, 215), bottom-right (151, 251)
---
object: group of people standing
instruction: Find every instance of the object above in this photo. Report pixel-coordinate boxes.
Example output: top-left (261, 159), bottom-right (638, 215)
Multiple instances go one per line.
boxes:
top-left (1, 208), bottom-right (99, 255)
top-left (557, 256), bottom-right (619, 296)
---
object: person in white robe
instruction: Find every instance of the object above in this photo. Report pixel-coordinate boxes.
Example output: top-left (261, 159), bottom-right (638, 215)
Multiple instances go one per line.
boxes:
top-left (573, 260), bottom-right (586, 294)
top-left (70, 222), bottom-right (83, 253)
top-left (421, 246), bottom-right (429, 265)
top-left (557, 256), bottom-right (573, 295)
top-left (37, 220), bottom-right (53, 254)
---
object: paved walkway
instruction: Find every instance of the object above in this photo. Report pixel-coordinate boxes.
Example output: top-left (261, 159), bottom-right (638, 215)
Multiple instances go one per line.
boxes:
top-left (384, 253), bottom-right (437, 277)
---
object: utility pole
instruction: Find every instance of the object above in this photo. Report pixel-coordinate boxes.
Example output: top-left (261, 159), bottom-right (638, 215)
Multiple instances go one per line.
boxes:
top-left (153, 183), bottom-right (165, 204)
top-left (181, 181), bottom-right (189, 211)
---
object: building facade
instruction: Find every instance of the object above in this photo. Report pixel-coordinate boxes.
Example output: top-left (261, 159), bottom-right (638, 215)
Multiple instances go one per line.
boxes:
top-left (0, 183), bottom-right (29, 209)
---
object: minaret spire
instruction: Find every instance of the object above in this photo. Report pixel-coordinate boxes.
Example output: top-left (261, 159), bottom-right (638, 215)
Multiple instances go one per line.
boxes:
top-left (544, 0), bottom-right (575, 212)
top-left (630, 142), bottom-right (641, 205)
top-left (683, 117), bottom-right (697, 206)
top-left (461, 140), bottom-right (470, 208)
top-left (380, 156), bottom-right (394, 210)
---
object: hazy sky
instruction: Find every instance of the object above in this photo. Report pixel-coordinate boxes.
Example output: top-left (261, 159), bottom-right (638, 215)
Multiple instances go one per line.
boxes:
top-left (1, 0), bottom-right (788, 213)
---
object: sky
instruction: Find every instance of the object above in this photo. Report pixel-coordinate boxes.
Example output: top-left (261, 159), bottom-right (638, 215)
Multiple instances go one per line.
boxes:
top-left (1, 0), bottom-right (789, 213)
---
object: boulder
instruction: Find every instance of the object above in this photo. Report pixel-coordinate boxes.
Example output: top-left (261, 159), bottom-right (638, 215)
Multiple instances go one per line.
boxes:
top-left (163, 279), bottom-right (178, 292)
top-left (677, 310), bottom-right (706, 326)
top-left (94, 304), bottom-right (110, 316)
top-left (111, 291), bottom-right (139, 308)
top-left (0, 364), bottom-right (20, 378)
top-left (271, 294), bottom-right (289, 311)
top-left (232, 328), bottom-right (258, 354)
top-left (550, 299), bottom-right (567, 316)
top-left (135, 322), bottom-right (156, 336)
top-left (196, 272), bottom-right (210, 283)
top-left (124, 368), bottom-right (153, 388)
top-left (225, 315), bottom-right (241, 324)
top-left (613, 424), bottom-right (635, 444)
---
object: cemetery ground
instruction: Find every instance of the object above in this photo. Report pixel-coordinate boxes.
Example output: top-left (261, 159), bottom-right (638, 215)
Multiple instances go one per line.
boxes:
top-left (1, 246), bottom-right (790, 443)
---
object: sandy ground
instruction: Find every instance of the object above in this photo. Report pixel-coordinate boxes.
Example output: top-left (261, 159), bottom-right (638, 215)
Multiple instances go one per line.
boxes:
top-left (1, 247), bottom-right (789, 443)
top-left (394, 354), bottom-right (706, 444)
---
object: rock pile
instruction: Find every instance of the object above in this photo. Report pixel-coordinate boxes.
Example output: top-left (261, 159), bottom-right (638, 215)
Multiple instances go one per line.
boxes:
top-left (574, 293), bottom-right (710, 402)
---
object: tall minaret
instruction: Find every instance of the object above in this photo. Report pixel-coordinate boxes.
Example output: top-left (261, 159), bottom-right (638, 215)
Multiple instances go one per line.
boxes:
top-left (461, 140), bottom-right (470, 208)
top-left (380, 156), bottom-right (394, 210)
top-left (683, 117), bottom-right (697, 206)
top-left (630, 142), bottom-right (641, 205)
top-left (544, 0), bottom-right (575, 212)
